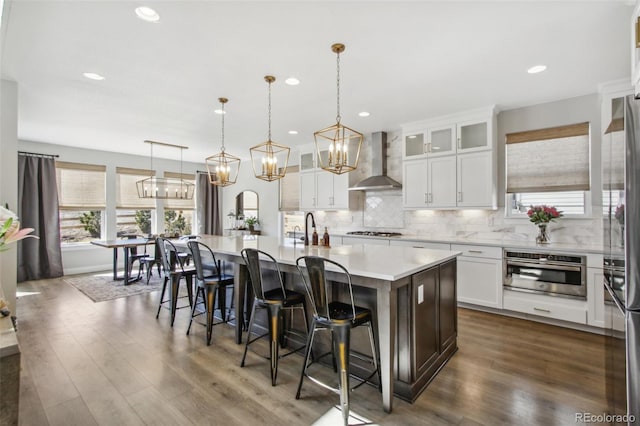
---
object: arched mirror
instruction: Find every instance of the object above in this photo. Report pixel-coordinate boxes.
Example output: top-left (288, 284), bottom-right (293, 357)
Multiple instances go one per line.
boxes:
top-left (235, 190), bottom-right (259, 228)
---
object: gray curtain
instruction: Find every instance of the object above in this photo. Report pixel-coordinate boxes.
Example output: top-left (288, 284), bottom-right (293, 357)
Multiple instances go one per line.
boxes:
top-left (17, 155), bottom-right (64, 281)
top-left (196, 172), bottom-right (222, 235)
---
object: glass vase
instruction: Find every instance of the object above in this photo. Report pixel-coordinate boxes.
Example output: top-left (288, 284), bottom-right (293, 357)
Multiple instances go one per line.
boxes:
top-left (536, 223), bottom-right (550, 244)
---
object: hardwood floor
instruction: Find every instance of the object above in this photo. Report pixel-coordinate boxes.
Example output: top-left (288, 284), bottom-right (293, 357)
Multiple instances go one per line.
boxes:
top-left (15, 275), bottom-right (607, 425)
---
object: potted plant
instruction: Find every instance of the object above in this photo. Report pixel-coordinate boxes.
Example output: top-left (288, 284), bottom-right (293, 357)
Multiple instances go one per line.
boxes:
top-left (245, 216), bottom-right (259, 232)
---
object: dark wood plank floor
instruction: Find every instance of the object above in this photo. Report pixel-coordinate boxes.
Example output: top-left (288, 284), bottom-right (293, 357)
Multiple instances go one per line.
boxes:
top-left (15, 275), bottom-right (607, 425)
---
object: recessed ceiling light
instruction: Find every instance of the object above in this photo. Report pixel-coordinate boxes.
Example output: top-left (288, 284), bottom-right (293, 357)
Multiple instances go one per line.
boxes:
top-left (288, 130), bottom-right (298, 135)
top-left (285, 77), bottom-right (300, 86)
top-left (358, 111), bottom-right (370, 117)
top-left (135, 6), bottom-right (160, 23)
top-left (83, 72), bottom-right (105, 81)
top-left (527, 65), bottom-right (547, 74)
top-left (214, 109), bottom-right (226, 115)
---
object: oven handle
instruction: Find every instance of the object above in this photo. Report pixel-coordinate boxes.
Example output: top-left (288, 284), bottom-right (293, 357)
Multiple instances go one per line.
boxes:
top-left (506, 260), bottom-right (583, 272)
top-left (604, 275), bottom-right (626, 315)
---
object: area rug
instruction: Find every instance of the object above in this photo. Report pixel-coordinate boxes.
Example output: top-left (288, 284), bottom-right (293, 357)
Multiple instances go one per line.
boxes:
top-left (64, 271), bottom-right (164, 303)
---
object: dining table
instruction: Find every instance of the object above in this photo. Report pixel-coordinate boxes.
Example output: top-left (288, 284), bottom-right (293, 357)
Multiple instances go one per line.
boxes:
top-left (91, 237), bottom-right (153, 285)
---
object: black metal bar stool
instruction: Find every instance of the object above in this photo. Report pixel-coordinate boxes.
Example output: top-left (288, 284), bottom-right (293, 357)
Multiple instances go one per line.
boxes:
top-left (186, 240), bottom-right (235, 345)
top-left (295, 255), bottom-right (380, 426)
top-left (240, 248), bottom-right (309, 386)
top-left (156, 238), bottom-right (195, 326)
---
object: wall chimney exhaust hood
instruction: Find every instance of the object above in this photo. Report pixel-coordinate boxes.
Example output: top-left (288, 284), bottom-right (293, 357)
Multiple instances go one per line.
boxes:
top-left (349, 131), bottom-right (402, 191)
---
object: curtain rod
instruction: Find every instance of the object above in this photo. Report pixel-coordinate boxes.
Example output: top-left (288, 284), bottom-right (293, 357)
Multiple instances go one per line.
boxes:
top-left (18, 151), bottom-right (59, 159)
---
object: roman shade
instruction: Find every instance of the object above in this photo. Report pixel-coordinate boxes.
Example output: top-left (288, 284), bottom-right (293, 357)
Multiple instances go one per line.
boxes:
top-left (164, 171), bottom-right (196, 210)
top-left (506, 122), bottom-right (590, 193)
top-left (55, 161), bottom-right (106, 209)
top-left (279, 165), bottom-right (300, 211)
top-left (116, 167), bottom-right (156, 209)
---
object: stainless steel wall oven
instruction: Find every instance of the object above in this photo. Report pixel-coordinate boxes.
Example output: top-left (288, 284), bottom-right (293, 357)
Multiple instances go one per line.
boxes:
top-left (503, 250), bottom-right (587, 299)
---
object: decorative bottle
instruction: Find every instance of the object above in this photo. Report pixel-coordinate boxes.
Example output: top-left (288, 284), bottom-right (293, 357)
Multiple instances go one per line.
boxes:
top-left (323, 227), bottom-right (330, 247)
top-left (312, 228), bottom-right (319, 245)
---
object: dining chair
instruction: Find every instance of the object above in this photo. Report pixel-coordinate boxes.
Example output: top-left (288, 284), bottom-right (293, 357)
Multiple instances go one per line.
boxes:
top-left (139, 237), bottom-right (162, 284)
top-left (295, 255), bottom-right (380, 426)
top-left (186, 240), bottom-right (235, 345)
top-left (124, 234), bottom-right (147, 280)
top-left (240, 248), bottom-right (309, 386)
top-left (156, 238), bottom-right (195, 326)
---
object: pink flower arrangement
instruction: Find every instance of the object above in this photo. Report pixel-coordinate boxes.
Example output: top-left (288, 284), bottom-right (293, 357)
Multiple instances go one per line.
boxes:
top-left (0, 206), bottom-right (38, 251)
top-left (527, 205), bottom-right (563, 225)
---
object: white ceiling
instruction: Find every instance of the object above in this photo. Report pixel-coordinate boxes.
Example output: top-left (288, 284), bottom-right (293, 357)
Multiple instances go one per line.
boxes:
top-left (1, 1), bottom-right (633, 163)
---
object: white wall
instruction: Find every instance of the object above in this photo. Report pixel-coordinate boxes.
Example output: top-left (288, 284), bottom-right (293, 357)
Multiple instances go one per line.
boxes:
top-left (316, 94), bottom-right (605, 246)
top-left (0, 80), bottom-right (19, 313)
top-left (18, 140), bottom-right (205, 275)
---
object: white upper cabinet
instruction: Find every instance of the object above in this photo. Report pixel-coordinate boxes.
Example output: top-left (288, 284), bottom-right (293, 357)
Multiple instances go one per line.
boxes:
top-left (402, 106), bottom-right (497, 210)
top-left (457, 151), bottom-right (494, 208)
top-left (457, 119), bottom-right (490, 152)
top-left (299, 144), bottom-right (352, 211)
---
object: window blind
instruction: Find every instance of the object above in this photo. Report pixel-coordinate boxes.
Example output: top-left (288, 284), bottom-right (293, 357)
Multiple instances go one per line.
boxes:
top-left (55, 161), bottom-right (106, 210)
top-left (279, 165), bottom-right (300, 211)
top-left (164, 171), bottom-right (195, 210)
top-left (116, 167), bottom-right (156, 209)
top-left (506, 122), bottom-right (590, 193)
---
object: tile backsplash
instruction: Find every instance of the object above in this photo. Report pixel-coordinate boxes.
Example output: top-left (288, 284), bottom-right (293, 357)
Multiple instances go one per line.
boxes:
top-left (363, 191), bottom-right (404, 228)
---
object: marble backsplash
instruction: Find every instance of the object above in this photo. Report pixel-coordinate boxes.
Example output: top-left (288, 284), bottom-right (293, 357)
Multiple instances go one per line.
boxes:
top-left (315, 203), bottom-right (603, 246)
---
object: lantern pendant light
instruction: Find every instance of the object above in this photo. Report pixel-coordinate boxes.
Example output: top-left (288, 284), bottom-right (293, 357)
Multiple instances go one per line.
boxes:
top-left (250, 75), bottom-right (290, 182)
top-left (206, 97), bottom-right (241, 186)
top-left (314, 43), bottom-right (363, 175)
top-left (136, 140), bottom-right (195, 199)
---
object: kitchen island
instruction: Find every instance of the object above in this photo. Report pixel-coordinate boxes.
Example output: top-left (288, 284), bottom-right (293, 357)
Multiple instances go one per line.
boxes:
top-left (193, 235), bottom-right (461, 412)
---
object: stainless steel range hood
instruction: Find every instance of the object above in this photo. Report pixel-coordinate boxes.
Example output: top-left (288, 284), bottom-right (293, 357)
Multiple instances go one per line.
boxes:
top-left (349, 131), bottom-right (402, 191)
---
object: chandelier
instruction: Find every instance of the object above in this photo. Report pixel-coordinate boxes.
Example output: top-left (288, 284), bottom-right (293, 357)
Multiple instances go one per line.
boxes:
top-left (206, 97), bottom-right (241, 186)
top-left (314, 43), bottom-right (363, 175)
top-left (249, 75), bottom-right (290, 182)
top-left (136, 140), bottom-right (195, 199)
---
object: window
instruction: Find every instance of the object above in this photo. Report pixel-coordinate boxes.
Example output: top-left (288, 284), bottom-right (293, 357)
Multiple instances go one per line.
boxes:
top-left (116, 167), bottom-right (156, 236)
top-left (56, 161), bottom-right (106, 243)
top-left (506, 122), bottom-right (590, 216)
top-left (163, 172), bottom-right (195, 236)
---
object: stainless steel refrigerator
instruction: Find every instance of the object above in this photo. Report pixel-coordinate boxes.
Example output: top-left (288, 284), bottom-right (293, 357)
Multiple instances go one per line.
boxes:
top-left (603, 94), bottom-right (640, 424)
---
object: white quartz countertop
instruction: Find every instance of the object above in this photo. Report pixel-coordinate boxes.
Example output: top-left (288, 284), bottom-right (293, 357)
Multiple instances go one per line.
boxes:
top-left (337, 233), bottom-right (607, 254)
top-left (191, 235), bottom-right (461, 282)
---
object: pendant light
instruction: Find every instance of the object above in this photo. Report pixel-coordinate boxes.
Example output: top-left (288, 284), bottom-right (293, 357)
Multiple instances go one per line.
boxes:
top-left (314, 43), bottom-right (363, 175)
top-left (136, 140), bottom-right (195, 199)
top-left (206, 97), bottom-right (241, 186)
top-left (250, 75), bottom-right (290, 182)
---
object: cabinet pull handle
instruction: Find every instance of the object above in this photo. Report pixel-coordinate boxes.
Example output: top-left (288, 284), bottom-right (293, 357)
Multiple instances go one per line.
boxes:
top-left (457, 137), bottom-right (461, 149)
top-left (457, 191), bottom-right (462, 202)
top-left (423, 143), bottom-right (428, 154)
top-left (413, 246), bottom-right (425, 249)
top-left (313, 197), bottom-right (316, 206)
top-left (533, 307), bottom-right (551, 313)
top-left (468, 250), bottom-right (483, 253)
top-left (424, 193), bottom-right (428, 204)
top-left (428, 193), bottom-right (432, 203)
top-left (428, 142), bottom-right (432, 153)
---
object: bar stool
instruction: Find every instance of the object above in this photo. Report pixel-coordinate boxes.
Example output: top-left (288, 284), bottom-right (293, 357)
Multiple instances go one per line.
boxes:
top-left (295, 256), bottom-right (380, 426)
top-left (186, 240), bottom-right (235, 345)
top-left (240, 248), bottom-right (309, 386)
top-left (156, 238), bottom-right (195, 326)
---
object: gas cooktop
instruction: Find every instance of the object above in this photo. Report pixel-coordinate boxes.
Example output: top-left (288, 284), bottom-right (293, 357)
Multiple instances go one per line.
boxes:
top-left (346, 231), bottom-right (403, 237)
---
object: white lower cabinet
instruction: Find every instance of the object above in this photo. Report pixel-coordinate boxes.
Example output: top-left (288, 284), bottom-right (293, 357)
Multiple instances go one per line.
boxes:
top-left (503, 289), bottom-right (587, 324)
top-left (452, 244), bottom-right (502, 308)
top-left (389, 240), bottom-right (450, 250)
top-left (341, 236), bottom-right (390, 246)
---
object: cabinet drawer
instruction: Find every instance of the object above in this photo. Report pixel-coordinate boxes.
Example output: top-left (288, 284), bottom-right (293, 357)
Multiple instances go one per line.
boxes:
top-left (390, 240), bottom-right (450, 250)
top-left (451, 244), bottom-right (501, 259)
top-left (503, 289), bottom-right (587, 324)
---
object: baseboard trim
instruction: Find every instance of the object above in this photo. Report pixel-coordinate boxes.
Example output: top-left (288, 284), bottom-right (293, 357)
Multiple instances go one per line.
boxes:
top-left (63, 265), bottom-right (113, 276)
